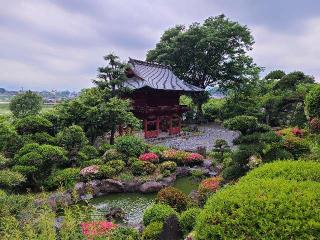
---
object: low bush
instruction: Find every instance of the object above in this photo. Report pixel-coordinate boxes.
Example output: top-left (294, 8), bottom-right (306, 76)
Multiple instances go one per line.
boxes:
top-left (223, 115), bottom-right (259, 134)
top-left (184, 153), bottom-right (204, 166)
top-left (103, 149), bottom-right (125, 163)
top-left (161, 150), bottom-right (188, 165)
top-left (156, 187), bottom-right (190, 212)
top-left (195, 178), bottom-right (320, 239)
top-left (143, 203), bottom-right (178, 226)
top-left (131, 161), bottom-right (156, 176)
top-left (198, 177), bottom-right (222, 201)
top-left (242, 160), bottom-right (320, 182)
top-left (98, 165), bottom-right (117, 179)
top-left (159, 161), bottom-right (177, 173)
top-left (45, 168), bottom-right (80, 190)
top-left (0, 169), bottom-right (25, 189)
top-left (27, 132), bottom-right (56, 145)
top-left (110, 226), bottom-right (140, 240)
top-left (142, 222), bottom-right (163, 240)
top-left (105, 160), bottom-right (125, 173)
top-left (139, 153), bottom-right (159, 163)
top-left (0, 154), bottom-right (10, 169)
top-left (98, 143), bottom-right (113, 156)
top-left (79, 145), bottom-right (98, 160)
top-left (283, 135), bottom-right (310, 159)
top-left (15, 115), bottom-right (53, 135)
top-left (115, 135), bottom-right (146, 157)
top-left (179, 207), bottom-right (202, 236)
top-left (148, 145), bottom-right (169, 156)
top-left (81, 158), bottom-right (104, 168)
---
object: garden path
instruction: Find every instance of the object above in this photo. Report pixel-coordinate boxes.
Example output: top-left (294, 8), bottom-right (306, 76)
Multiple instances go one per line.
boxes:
top-left (146, 123), bottom-right (239, 152)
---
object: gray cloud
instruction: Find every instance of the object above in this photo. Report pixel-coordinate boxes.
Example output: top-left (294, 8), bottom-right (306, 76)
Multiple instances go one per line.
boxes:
top-left (0, 0), bottom-right (319, 91)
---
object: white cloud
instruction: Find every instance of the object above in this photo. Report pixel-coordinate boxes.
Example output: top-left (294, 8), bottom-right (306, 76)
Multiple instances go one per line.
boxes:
top-left (251, 17), bottom-right (320, 80)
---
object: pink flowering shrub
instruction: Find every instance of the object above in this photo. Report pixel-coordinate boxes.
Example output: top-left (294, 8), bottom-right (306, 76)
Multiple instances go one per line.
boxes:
top-left (184, 153), bottom-right (204, 166)
top-left (292, 127), bottom-right (304, 137)
top-left (198, 177), bottom-right (223, 202)
top-left (81, 221), bottom-right (116, 239)
top-left (139, 152), bottom-right (159, 163)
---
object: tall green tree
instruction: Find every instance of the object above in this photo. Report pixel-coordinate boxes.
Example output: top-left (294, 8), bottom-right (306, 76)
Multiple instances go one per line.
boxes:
top-left (147, 15), bottom-right (260, 116)
top-left (10, 91), bottom-right (43, 118)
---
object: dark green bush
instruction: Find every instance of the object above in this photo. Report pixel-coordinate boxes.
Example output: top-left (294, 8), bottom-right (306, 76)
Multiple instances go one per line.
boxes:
top-left (79, 145), bottom-right (98, 160)
top-left (143, 203), bottom-right (178, 226)
top-left (98, 143), bottom-right (113, 156)
top-left (0, 154), bottom-right (10, 169)
top-left (98, 165), bottom-right (117, 179)
top-left (156, 187), bottom-right (190, 212)
top-left (57, 125), bottom-right (88, 154)
top-left (115, 135), bottom-right (146, 157)
top-left (142, 221), bottom-right (163, 240)
top-left (0, 169), bottom-right (25, 189)
top-left (105, 160), bottom-right (125, 172)
top-left (45, 168), bottom-right (80, 190)
top-left (131, 161), bottom-right (156, 176)
top-left (195, 178), bottom-right (320, 239)
top-left (27, 132), bottom-right (56, 145)
top-left (179, 207), bottom-right (202, 236)
top-left (242, 160), bottom-right (320, 182)
top-left (224, 115), bottom-right (259, 134)
top-left (15, 115), bottom-right (53, 135)
top-left (81, 158), bottom-right (104, 167)
top-left (103, 149), bottom-right (125, 162)
top-left (222, 163), bottom-right (246, 180)
top-left (110, 226), bottom-right (140, 240)
top-left (159, 161), bottom-right (177, 173)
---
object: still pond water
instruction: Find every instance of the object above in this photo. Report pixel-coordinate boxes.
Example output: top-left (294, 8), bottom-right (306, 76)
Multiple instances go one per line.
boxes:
top-left (91, 177), bottom-right (199, 225)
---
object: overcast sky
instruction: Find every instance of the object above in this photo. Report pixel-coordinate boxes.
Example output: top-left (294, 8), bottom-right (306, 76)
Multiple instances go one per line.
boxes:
top-left (0, 0), bottom-right (319, 91)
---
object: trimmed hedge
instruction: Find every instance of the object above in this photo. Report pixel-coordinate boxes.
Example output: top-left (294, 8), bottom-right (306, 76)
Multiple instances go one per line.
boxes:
top-left (195, 162), bottom-right (320, 239)
top-left (143, 203), bottom-right (178, 226)
top-left (242, 160), bottom-right (320, 183)
top-left (156, 187), bottom-right (190, 212)
top-left (180, 207), bottom-right (202, 236)
top-left (142, 222), bottom-right (163, 240)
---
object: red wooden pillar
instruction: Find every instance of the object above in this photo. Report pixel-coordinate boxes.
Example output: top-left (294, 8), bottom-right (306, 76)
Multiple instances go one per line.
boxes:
top-left (178, 115), bottom-right (181, 133)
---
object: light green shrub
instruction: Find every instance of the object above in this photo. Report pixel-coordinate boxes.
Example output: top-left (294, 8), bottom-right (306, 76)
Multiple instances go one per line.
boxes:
top-left (142, 221), bottom-right (163, 240)
top-left (115, 135), bottom-right (146, 157)
top-left (180, 207), bottom-right (202, 236)
top-left (143, 203), bottom-right (178, 226)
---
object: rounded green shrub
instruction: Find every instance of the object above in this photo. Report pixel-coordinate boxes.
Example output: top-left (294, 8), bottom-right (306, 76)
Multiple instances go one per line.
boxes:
top-left (156, 187), bottom-right (190, 212)
top-left (148, 145), bottom-right (169, 156)
top-left (0, 154), bottom-right (10, 169)
top-left (160, 161), bottom-right (177, 173)
top-left (105, 160), bottom-right (125, 172)
top-left (242, 160), bottom-right (320, 182)
top-left (143, 203), bottom-right (178, 226)
top-left (115, 135), bottom-right (146, 157)
top-left (57, 125), bottom-right (88, 153)
top-left (223, 115), bottom-right (259, 134)
top-left (103, 149), bottom-right (125, 162)
top-left (202, 98), bottom-right (225, 122)
top-left (131, 161), bottom-right (156, 176)
top-left (15, 115), bottom-right (53, 135)
top-left (0, 169), bottom-right (25, 189)
top-left (81, 158), bottom-right (104, 168)
top-left (179, 207), bottom-right (202, 236)
top-left (28, 132), bottom-right (56, 145)
top-left (79, 145), bottom-right (98, 159)
top-left (99, 166), bottom-right (117, 179)
top-left (110, 226), bottom-right (140, 240)
top-left (98, 143), bottom-right (113, 156)
top-left (45, 167), bottom-right (80, 190)
top-left (195, 178), bottom-right (320, 239)
top-left (142, 221), bottom-right (163, 240)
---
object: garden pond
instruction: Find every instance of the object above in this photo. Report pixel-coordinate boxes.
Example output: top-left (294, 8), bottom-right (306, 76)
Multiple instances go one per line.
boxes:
top-left (90, 176), bottom-right (199, 225)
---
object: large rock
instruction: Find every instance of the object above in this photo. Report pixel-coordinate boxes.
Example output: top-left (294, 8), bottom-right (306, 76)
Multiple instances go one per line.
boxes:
top-left (99, 179), bottom-right (124, 194)
top-left (139, 181), bottom-right (164, 193)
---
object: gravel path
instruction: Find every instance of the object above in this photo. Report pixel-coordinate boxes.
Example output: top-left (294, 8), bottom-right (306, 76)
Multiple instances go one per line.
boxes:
top-left (147, 123), bottom-right (240, 151)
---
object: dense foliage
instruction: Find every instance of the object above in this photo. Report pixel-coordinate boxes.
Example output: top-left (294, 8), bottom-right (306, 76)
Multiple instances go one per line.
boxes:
top-left (9, 91), bottom-right (43, 118)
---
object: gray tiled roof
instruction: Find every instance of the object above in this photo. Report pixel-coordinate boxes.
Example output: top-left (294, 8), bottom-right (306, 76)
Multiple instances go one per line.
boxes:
top-left (123, 58), bottom-right (203, 92)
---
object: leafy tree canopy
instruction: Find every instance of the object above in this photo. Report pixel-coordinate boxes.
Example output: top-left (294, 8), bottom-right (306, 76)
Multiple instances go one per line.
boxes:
top-left (9, 91), bottom-right (43, 118)
top-left (264, 70), bottom-right (286, 80)
top-left (146, 15), bottom-right (261, 93)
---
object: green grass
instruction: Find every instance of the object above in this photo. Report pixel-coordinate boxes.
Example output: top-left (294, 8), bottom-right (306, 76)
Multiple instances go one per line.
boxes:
top-left (0, 102), bottom-right (55, 115)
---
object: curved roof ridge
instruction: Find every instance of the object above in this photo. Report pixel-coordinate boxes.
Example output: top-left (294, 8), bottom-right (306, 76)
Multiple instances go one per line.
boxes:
top-left (129, 58), bottom-right (171, 69)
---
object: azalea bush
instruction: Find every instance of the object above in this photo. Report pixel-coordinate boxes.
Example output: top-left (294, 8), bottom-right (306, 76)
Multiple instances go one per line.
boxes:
top-left (139, 152), bottom-right (159, 163)
top-left (131, 160), bottom-right (156, 176)
top-left (156, 187), bottom-right (190, 212)
top-left (81, 221), bottom-right (117, 239)
top-left (159, 161), bottom-right (177, 174)
top-left (184, 152), bottom-right (204, 166)
top-left (198, 177), bottom-right (223, 202)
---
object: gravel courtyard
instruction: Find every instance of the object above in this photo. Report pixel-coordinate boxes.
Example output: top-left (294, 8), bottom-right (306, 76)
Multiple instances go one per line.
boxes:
top-left (147, 123), bottom-right (240, 151)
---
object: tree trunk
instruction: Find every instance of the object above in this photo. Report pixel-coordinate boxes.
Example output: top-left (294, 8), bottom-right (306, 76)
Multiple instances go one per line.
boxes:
top-left (110, 126), bottom-right (116, 145)
top-left (196, 102), bottom-right (204, 123)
